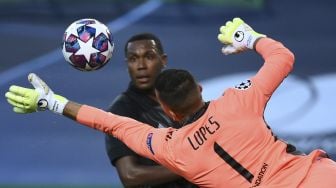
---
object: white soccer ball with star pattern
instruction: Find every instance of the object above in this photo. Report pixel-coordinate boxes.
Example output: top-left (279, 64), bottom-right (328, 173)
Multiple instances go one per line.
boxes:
top-left (62, 18), bottom-right (114, 71)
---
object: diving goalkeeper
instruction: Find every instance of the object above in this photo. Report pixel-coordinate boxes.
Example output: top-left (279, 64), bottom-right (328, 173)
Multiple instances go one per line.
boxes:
top-left (5, 18), bottom-right (336, 187)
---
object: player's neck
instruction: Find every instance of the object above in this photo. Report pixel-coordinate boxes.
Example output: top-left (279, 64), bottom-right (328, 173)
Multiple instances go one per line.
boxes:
top-left (147, 91), bottom-right (158, 101)
top-left (189, 100), bottom-right (206, 117)
top-left (179, 100), bottom-right (207, 125)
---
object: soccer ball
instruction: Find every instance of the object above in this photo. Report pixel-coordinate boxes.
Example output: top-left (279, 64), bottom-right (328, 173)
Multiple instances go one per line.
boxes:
top-left (62, 18), bottom-right (114, 71)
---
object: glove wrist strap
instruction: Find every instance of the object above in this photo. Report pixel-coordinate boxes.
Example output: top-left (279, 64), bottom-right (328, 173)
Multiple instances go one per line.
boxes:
top-left (50, 95), bottom-right (68, 114)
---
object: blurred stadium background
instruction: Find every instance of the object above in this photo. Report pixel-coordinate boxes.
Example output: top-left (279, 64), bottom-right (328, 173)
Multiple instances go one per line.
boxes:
top-left (0, 0), bottom-right (335, 187)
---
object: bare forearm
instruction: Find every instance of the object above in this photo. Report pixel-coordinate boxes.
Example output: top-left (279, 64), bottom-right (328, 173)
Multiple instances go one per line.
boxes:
top-left (63, 101), bottom-right (82, 120)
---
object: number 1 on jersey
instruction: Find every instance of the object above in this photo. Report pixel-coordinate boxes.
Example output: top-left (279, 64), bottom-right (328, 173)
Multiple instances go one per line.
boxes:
top-left (214, 142), bottom-right (254, 183)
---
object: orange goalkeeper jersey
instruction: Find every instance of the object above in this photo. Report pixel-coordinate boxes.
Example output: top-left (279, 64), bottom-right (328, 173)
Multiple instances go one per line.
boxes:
top-left (77, 38), bottom-right (327, 187)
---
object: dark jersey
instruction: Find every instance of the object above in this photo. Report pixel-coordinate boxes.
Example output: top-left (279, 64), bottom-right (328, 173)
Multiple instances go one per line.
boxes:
top-left (105, 84), bottom-right (196, 188)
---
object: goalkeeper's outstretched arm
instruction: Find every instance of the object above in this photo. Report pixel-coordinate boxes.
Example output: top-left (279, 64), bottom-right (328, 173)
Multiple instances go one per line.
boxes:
top-left (5, 73), bottom-right (160, 162)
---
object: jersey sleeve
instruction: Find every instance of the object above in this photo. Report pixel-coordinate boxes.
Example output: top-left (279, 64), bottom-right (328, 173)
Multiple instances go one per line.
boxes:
top-left (253, 37), bottom-right (295, 97)
top-left (77, 105), bottom-right (171, 164)
top-left (221, 38), bottom-right (295, 114)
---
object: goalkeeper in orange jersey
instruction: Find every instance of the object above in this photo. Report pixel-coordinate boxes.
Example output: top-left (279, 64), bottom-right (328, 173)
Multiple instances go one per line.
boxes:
top-left (6, 18), bottom-right (336, 187)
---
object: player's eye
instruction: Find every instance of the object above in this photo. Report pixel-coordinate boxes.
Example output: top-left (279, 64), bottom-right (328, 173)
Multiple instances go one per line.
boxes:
top-left (145, 52), bottom-right (156, 60)
top-left (127, 56), bottom-right (137, 63)
top-left (146, 54), bottom-right (154, 60)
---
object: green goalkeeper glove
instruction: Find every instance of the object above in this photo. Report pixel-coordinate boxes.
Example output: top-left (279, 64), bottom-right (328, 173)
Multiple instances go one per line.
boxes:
top-left (217, 17), bottom-right (266, 55)
top-left (5, 73), bottom-right (68, 114)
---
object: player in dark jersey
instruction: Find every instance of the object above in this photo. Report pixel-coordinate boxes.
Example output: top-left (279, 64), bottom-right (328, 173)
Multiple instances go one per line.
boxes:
top-left (105, 33), bottom-right (195, 187)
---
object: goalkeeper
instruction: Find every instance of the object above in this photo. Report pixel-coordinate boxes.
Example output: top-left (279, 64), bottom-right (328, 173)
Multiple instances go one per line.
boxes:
top-left (6, 18), bottom-right (336, 187)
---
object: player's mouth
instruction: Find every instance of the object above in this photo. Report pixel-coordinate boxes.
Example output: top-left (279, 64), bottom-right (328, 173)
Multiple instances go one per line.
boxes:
top-left (136, 76), bottom-right (150, 83)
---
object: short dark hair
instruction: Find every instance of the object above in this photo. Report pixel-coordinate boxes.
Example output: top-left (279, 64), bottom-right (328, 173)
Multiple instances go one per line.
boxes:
top-left (124, 33), bottom-right (164, 55)
top-left (155, 69), bottom-right (199, 114)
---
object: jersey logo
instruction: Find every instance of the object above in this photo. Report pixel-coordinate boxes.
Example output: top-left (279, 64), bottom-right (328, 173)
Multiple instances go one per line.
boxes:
top-left (234, 31), bottom-right (244, 42)
top-left (235, 79), bottom-right (252, 90)
top-left (37, 99), bottom-right (48, 111)
top-left (146, 133), bottom-right (155, 155)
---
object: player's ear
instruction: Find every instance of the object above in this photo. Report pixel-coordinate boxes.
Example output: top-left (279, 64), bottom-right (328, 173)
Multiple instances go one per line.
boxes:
top-left (167, 109), bottom-right (178, 121)
top-left (163, 104), bottom-right (183, 121)
top-left (124, 58), bottom-right (130, 73)
top-left (162, 103), bottom-right (175, 120)
top-left (156, 90), bottom-right (180, 121)
top-left (161, 53), bottom-right (168, 68)
top-left (164, 107), bottom-right (183, 122)
top-left (198, 84), bottom-right (203, 93)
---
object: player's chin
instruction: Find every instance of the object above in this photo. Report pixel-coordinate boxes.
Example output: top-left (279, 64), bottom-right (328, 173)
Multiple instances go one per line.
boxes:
top-left (134, 81), bottom-right (154, 91)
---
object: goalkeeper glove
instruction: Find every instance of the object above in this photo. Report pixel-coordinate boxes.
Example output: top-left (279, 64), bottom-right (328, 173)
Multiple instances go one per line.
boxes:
top-left (5, 73), bottom-right (68, 114)
top-left (217, 17), bottom-right (266, 55)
